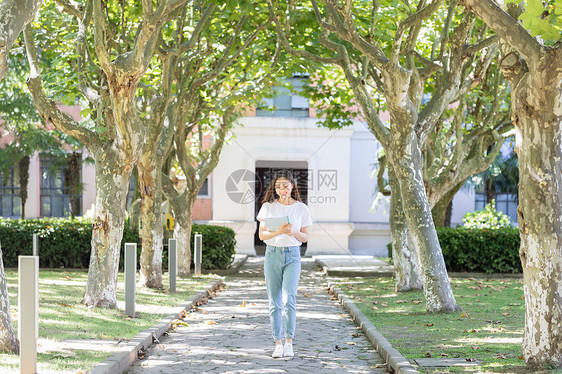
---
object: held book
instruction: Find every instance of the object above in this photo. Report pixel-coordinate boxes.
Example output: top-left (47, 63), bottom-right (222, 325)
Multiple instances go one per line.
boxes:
top-left (264, 216), bottom-right (290, 232)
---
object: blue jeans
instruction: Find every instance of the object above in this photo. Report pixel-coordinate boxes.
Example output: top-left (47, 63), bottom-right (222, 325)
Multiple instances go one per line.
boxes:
top-left (264, 245), bottom-right (302, 341)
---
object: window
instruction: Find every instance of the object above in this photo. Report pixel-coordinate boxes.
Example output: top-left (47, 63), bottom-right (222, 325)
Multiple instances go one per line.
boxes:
top-left (40, 156), bottom-right (82, 217)
top-left (0, 166), bottom-right (21, 217)
top-left (198, 177), bottom-right (210, 197)
top-left (256, 77), bottom-right (309, 117)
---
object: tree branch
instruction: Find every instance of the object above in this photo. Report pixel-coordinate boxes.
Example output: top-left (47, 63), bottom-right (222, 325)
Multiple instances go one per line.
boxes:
top-left (24, 26), bottom-right (98, 148)
top-left (54, 0), bottom-right (83, 19)
top-left (267, 0), bottom-right (343, 65)
top-left (377, 155), bottom-right (391, 196)
top-left (0, 0), bottom-right (43, 81)
top-left (462, 0), bottom-right (543, 65)
top-left (75, 0), bottom-right (100, 104)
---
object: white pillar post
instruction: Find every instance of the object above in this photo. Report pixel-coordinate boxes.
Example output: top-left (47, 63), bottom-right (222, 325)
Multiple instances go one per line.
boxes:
top-left (18, 256), bottom-right (38, 374)
top-left (194, 234), bottom-right (202, 277)
top-left (168, 239), bottom-right (177, 292)
top-left (124, 243), bottom-right (136, 318)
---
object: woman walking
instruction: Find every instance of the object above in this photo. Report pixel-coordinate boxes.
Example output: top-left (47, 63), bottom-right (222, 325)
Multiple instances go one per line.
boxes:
top-left (256, 170), bottom-right (312, 358)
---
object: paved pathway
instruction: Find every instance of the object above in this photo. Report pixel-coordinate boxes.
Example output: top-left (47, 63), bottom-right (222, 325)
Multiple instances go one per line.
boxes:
top-left (128, 258), bottom-right (388, 373)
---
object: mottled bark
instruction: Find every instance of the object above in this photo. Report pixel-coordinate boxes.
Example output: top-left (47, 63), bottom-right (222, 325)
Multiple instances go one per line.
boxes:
top-left (388, 127), bottom-right (461, 313)
top-left (463, 0), bottom-right (562, 366)
top-left (388, 167), bottom-right (423, 292)
top-left (82, 155), bottom-right (132, 308)
top-left (0, 0), bottom-right (42, 81)
top-left (169, 194), bottom-right (196, 278)
top-left (18, 155), bottom-right (29, 219)
top-left (138, 158), bottom-right (164, 288)
top-left (513, 62), bottom-right (562, 368)
top-left (431, 182), bottom-right (463, 228)
top-left (0, 241), bottom-right (18, 353)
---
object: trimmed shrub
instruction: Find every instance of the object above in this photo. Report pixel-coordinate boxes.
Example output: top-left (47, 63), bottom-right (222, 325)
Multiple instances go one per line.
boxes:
top-left (0, 218), bottom-right (235, 270)
top-left (386, 226), bottom-right (521, 273)
top-left (438, 227), bottom-right (521, 273)
top-left (191, 223), bottom-right (236, 270)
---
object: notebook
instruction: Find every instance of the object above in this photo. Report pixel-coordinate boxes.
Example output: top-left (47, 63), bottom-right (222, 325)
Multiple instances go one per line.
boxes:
top-left (264, 216), bottom-right (290, 232)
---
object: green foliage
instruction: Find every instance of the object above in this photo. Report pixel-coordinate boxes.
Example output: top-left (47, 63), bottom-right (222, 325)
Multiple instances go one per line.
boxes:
top-left (505, 0), bottom-right (562, 44)
top-left (190, 223), bottom-right (236, 270)
top-left (0, 218), bottom-right (235, 270)
top-left (463, 200), bottom-right (512, 229)
top-left (0, 217), bottom-right (138, 268)
top-left (387, 226), bottom-right (521, 273)
top-left (438, 227), bottom-right (521, 273)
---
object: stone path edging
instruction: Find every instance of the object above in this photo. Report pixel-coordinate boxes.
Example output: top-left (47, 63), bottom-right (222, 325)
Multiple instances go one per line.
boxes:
top-left (89, 278), bottom-right (224, 374)
top-left (328, 282), bottom-right (419, 374)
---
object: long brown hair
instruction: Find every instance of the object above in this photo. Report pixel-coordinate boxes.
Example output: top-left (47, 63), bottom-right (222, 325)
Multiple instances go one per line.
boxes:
top-left (261, 170), bottom-right (302, 203)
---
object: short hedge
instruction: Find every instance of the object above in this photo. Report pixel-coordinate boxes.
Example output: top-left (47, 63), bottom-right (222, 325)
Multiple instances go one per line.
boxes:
top-left (387, 226), bottom-right (521, 273)
top-left (0, 218), bottom-right (236, 270)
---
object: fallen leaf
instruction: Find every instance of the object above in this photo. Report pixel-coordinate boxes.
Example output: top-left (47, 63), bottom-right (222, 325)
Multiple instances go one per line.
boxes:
top-left (380, 303), bottom-right (388, 307)
top-left (411, 300), bottom-right (422, 305)
top-left (206, 320), bottom-right (217, 325)
top-left (502, 312), bottom-right (510, 316)
top-left (471, 346), bottom-right (480, 350)
top-left (239, 300), bottom-right (246, 307)
top-left (518, 355), bottom-right (525, 360)
top-left (466, 358), bottom-right (477, 362)
top-left (64, 276), bottom-right (72, 280)
top-left (303, 293), bottom-right (312, 298)
top-left (424, 352), bottom-right (432, 358)
top-left (440, 353), bottom-right (449, 357)
top-left (335, 345), bottom-right (341, 351)
top-left (424, 323), bottom-right (434, 327)
top-left (351, 332), bottom-right (361, 338)
top-left (345, 341), bottom-right (356, 345)
top-left (395, 300), bottom-right (408, 304)
top-left (370, 306), bottom-right (378, 310)
top-left (494, 354), bottom-right (507, 359)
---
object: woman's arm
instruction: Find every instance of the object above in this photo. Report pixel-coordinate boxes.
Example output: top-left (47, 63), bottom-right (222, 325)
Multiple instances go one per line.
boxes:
top-left (293, 226), bottom-right (309, 243)
top-left (258, 220), bottom-right (292, 241)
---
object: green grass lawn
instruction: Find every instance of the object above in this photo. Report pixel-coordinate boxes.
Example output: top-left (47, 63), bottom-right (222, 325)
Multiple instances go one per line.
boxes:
top-left (335, 276), bottom-right (547, 373)
top-left (1, 268), bottom-right (216, 373)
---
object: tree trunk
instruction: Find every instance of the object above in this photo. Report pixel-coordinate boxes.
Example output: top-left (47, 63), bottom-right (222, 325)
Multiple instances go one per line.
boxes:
top-left (18, 155), bottom-right (29, 219)
top-left (0, 0), bottom-right (43, 81)
top-left (68, 151), bottom-right (81, 218)
top-left (514, 68), bottom-right (562, 368)
top-left (170, 194), bottom-right (196, 278)
top-left (431, 182), bottom-right (463, 228)
top-left (0, 241), bottom-right (18, 353)
top-left (137, 156), bottom-right (164, 288)
top-left (82, 155), bottom-right (132, 308)
top-left (389, 167), bottom-right (423, 292)
top-left (388, 132), bottom-right (461, 313)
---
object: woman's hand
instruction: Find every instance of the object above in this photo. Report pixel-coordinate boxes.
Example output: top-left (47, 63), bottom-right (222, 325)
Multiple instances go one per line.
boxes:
top-left (277, 223), bottom-right (293, 236)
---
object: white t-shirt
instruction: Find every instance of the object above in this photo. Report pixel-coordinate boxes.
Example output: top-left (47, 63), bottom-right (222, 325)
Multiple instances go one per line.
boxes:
top-left (256, 200), bottom-right (313, 247)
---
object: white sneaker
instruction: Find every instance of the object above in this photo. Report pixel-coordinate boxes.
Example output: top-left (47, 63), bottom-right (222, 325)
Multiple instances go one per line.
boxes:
top-left (272, 344), bottom-right (283, 358)
top-left (283, 342), bottom-right (294, 357)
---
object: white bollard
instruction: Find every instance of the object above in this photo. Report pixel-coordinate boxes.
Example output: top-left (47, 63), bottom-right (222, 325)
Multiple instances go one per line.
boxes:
top-left (18, 256), bottom-right (38, 374)
top-left (194, 234), bottom-right (202, 277)
top-left (125, 243), bottom-right (137, 318)
top-left (168, 239), bottom-right (177, 292)
top-left (32, 234), bottom-right (38, 257)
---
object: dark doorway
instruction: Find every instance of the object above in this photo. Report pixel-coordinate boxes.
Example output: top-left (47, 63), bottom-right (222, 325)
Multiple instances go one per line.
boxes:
top-left (254, 164), bottom-right (308, 256)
